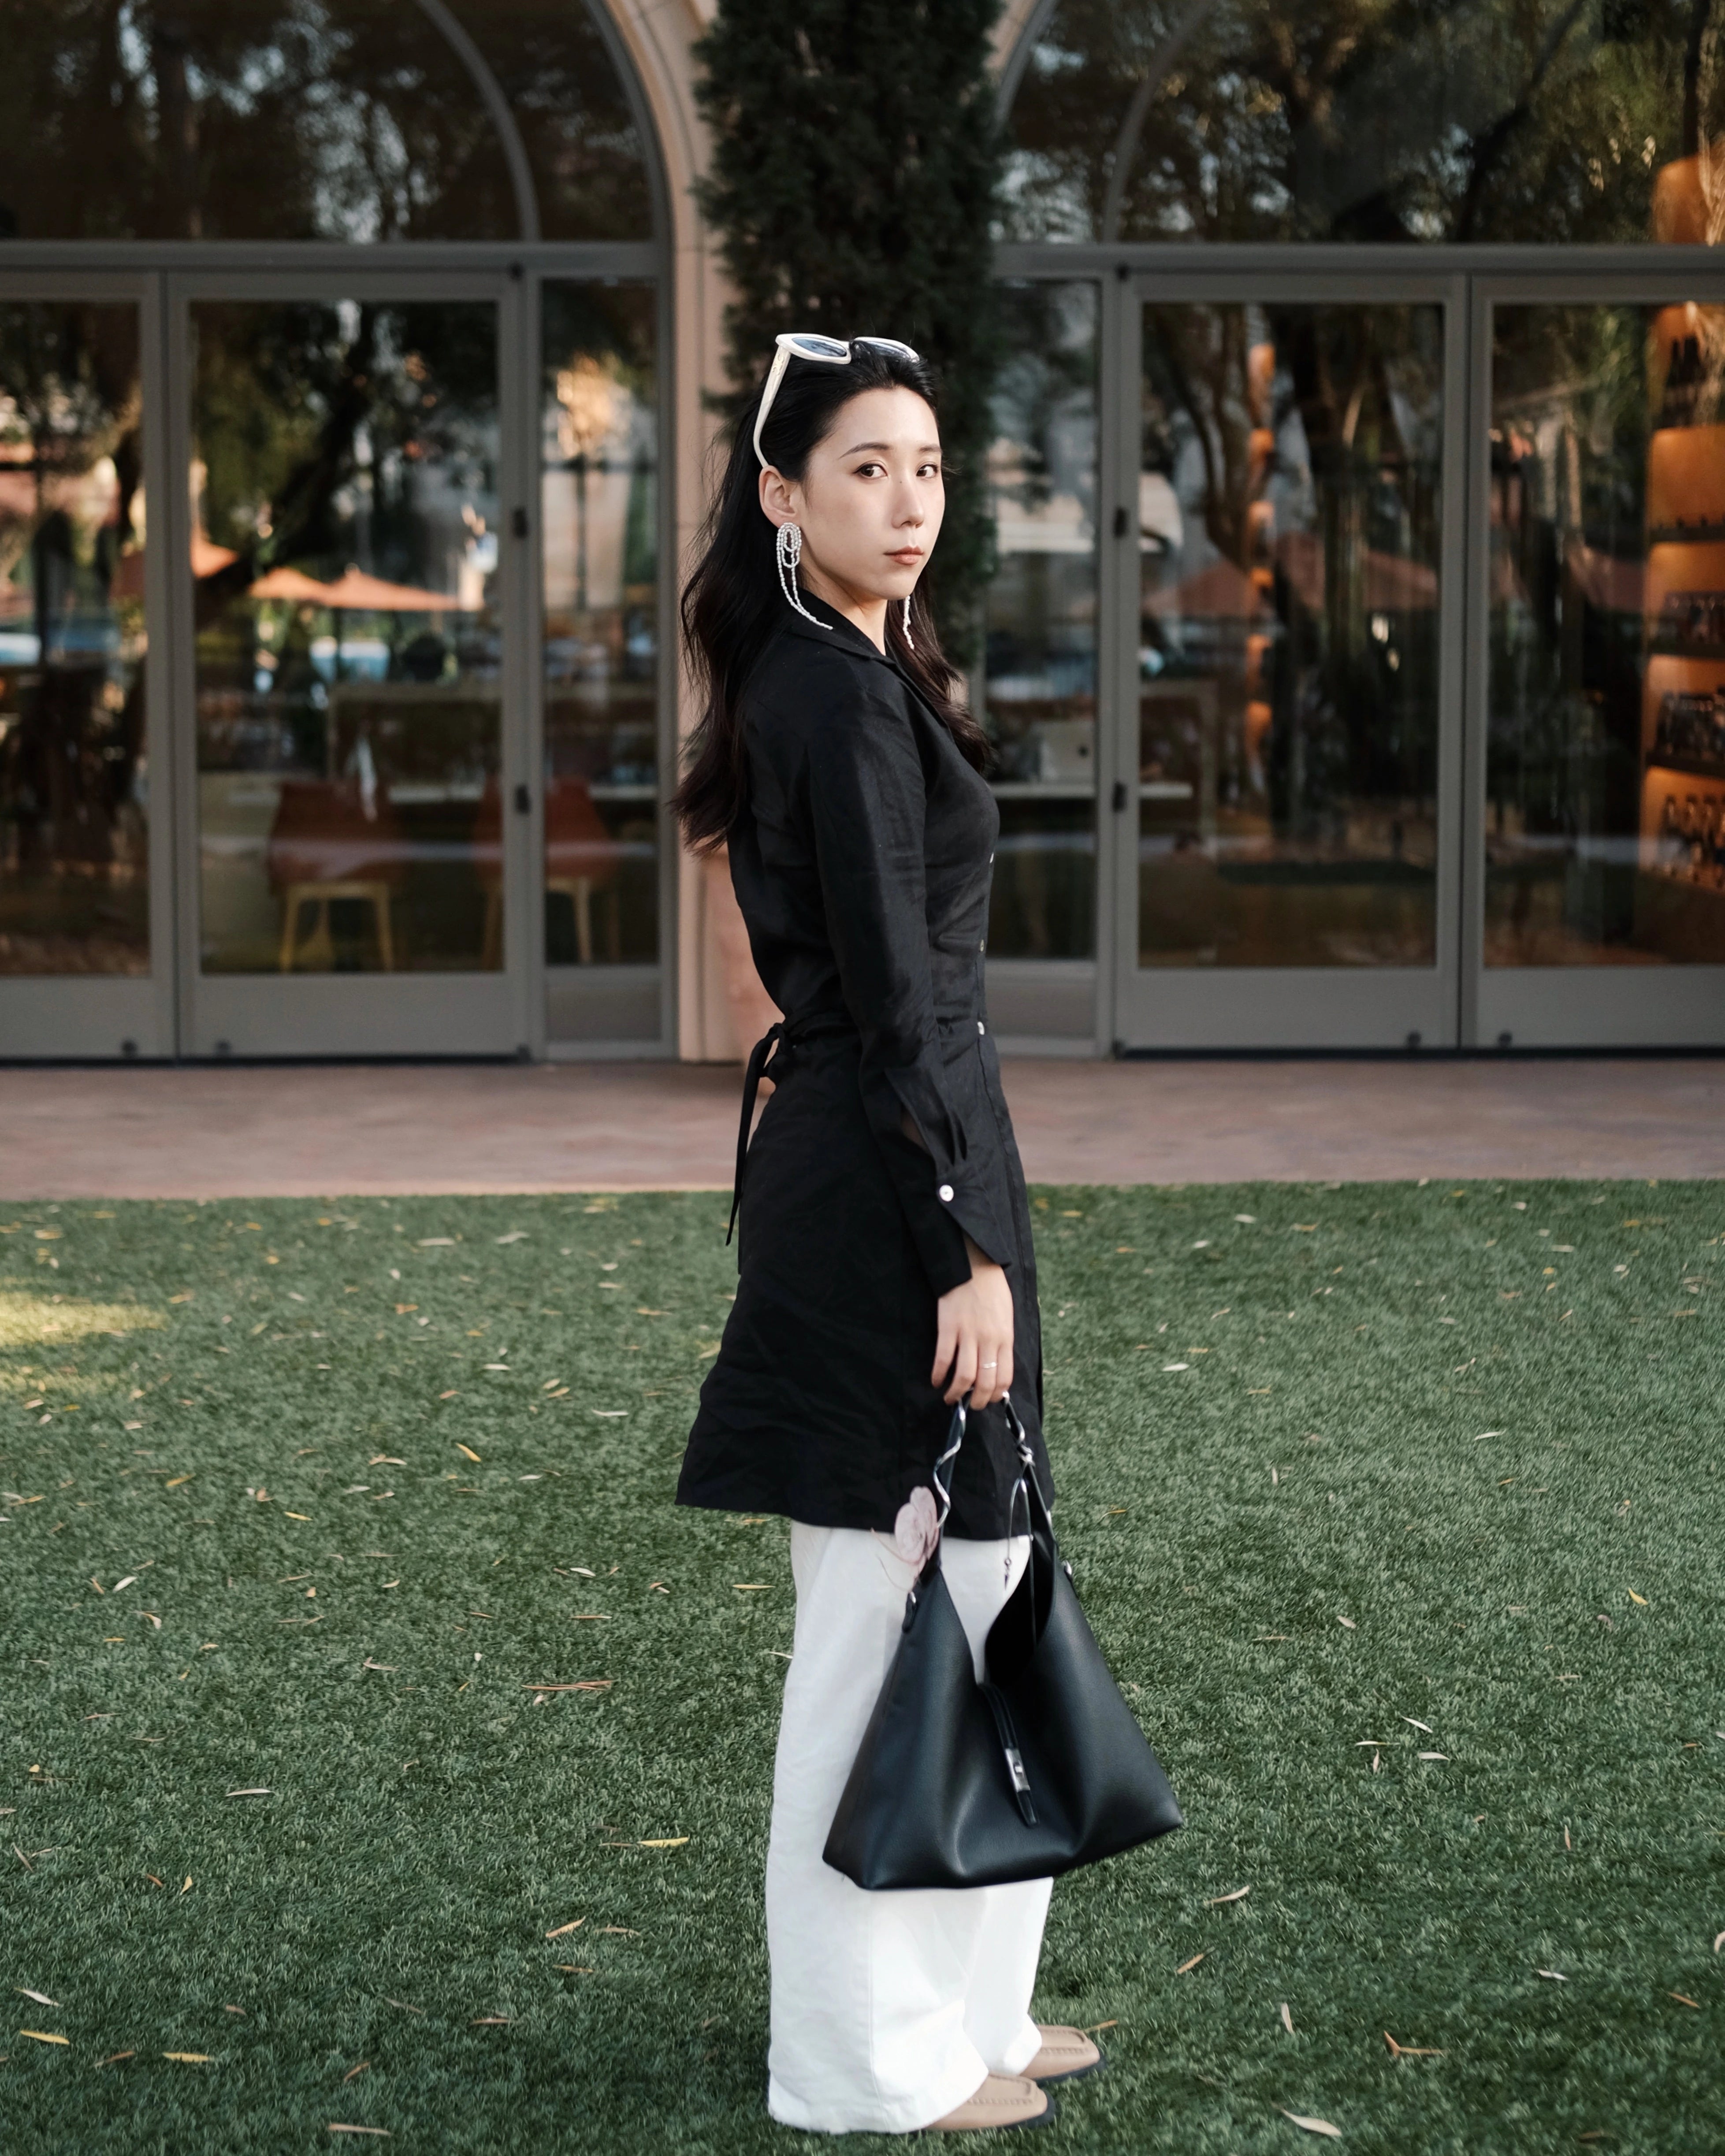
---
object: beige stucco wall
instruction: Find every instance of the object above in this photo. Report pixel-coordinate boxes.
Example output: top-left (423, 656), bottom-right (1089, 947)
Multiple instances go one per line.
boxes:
top-left (604, 0), bottom-right (1041, 1060)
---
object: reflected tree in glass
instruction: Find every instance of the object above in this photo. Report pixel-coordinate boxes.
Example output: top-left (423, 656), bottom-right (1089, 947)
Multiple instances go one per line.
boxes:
top-left (1139, 302), bottom-right (1442, 967)
top-left (1004, 0), bottom-right (1725, 248)
top-left (1490, 301), bottom-right (1725, 964)
top-left (0, 0), bottom-right (651, 244)
top-left (193, 301), bottom-right (503, 973)
top-left (982, 281), bottom-right (1098, 960)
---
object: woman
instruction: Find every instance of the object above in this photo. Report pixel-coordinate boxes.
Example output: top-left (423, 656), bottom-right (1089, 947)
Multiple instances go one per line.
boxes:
top-left (671, 337), bottom-right (1100, 2134)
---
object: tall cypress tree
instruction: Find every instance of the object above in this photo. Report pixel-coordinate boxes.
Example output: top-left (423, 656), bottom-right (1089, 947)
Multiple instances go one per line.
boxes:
top-left (693, 0), bottom-right (1004, 664)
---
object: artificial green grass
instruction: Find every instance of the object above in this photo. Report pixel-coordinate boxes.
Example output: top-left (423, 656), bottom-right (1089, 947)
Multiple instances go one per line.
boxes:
top-left (1, 1180), bottom-right (1721, 2153)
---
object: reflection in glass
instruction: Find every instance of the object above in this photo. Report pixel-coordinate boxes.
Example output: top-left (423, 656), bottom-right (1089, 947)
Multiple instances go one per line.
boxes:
top-left (1489, 303), bottom-right (1725, 966)
top-left (1004, 0), bottom-right (1725, 248)
top-left (193, 301), bottom-right (502, 973)
top-left (467, 1), bottom-right (653, 241)
top-left (0, 304), bottom-right (148, 975)
top-left (541, 283), bottom-right (658, 966)
top-left (1138, 304), bottom-right (1442, 968)
top-left (981, 282), bottom-right (1097, 960)
top-left (0, 0), bottom-right (649, 243)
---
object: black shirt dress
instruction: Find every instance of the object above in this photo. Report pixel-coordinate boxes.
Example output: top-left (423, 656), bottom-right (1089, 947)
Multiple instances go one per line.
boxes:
top-left (676, 589), bottom-right (1054, 1541)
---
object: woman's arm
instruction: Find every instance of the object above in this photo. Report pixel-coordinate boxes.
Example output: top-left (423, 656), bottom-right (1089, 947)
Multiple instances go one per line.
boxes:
top-left (901, 1108), bottom-right (1012, 1408)
top-left (803, 687), bottom-right (1017, 1352)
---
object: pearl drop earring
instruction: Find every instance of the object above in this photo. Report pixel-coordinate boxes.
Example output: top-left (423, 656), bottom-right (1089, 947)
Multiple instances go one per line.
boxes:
top-left (776, 520), bottom-right (828, 628)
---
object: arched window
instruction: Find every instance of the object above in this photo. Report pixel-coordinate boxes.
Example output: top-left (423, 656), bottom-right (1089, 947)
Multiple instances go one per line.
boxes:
top-left (0, 0), bottom-right (653, 243)
top-left (1003, 0), bottom-right (1725, 245)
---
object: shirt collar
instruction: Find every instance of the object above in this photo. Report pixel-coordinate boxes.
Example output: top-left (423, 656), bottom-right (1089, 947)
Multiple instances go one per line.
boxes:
top-left (776, 586), bottom-right (900, 670)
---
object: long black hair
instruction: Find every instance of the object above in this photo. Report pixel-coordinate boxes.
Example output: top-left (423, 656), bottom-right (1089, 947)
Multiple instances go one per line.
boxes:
top-left (671, 341), bottom-right (990, 856)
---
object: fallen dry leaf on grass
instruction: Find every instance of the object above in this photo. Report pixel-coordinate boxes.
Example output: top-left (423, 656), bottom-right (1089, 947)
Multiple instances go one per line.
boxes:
top-left (164, 2050), bottom-right (211, 2062)
top-left (545, 1919), bottom-right (585, 1938)
top-left (1205, 1885), bottom-right (1250, 1906)
top-left (328, 2127), bottom-right (391, 2138)
top-left (520, 1681), bottom-right (612, 1693)
top-left (15, 1988), bottom-right (59, 2007)
top-left (1275, 2107), bottom-right (1342, 2137)
top-left (1384, 2033), bottom-right (1444, 2058)
top-left (19, 2030), bottom-right (69, 2046)
top-left (1174, 1953), bottom-right (1205, 1976)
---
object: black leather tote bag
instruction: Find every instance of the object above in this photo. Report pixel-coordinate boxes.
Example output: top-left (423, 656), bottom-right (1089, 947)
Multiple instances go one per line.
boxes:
top-left (823, 1396), bottom-right (1184, 1891)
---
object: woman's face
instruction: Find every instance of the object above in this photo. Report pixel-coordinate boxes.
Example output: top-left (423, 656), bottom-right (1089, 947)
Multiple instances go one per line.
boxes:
top-left (759, 385), bottom-right (944, 612)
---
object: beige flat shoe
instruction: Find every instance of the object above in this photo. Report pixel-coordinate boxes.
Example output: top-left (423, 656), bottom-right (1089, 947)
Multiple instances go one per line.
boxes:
top-left (1024, 2023), bottom-right (1104, 2083)
top-left (927, 2073), bottom-right (1055, 2130)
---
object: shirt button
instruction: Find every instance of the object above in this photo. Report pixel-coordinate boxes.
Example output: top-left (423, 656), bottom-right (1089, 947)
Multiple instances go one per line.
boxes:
top-left (977, 1020), bottom-right (985, 1034)
top-left (938, 1184), bottom-right (955, 1202)
top-left (979, 938), bottom-right (986, 951)
top-left (988, 851), bottom-right (995, 864)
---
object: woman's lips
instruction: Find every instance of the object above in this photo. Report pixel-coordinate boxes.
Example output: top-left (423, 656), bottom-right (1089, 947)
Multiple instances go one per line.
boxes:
top-left (888, 549), bottom-right (924, 564)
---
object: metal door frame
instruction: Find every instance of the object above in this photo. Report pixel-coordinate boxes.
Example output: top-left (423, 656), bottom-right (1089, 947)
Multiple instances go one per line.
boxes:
top-left (164, 265), bottom-right (535, 1058)
top-left (1105, 267), bottom-right (1468, 1050)
top-left (1468, 269), bottom-right (1725, 1048)
top-left (0, 270), bottom-right (178, 1059)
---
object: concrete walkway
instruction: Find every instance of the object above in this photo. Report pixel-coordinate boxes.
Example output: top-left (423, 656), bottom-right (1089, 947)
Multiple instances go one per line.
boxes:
top-left (0, 1057), bottom-right (1720, 1197)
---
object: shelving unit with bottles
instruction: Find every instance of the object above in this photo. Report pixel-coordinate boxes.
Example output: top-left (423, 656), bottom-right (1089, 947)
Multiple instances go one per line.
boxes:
top-left (1641, 304), bottom-right (1725, 934)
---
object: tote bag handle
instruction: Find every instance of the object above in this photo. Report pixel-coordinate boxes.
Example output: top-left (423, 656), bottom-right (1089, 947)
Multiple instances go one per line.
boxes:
top-left (925, 1393), bottom-right (1041, 1592)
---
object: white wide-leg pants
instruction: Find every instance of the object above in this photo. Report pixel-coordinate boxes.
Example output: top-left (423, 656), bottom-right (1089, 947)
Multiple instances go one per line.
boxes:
top-left (765, 1521), bottom-right (1054, 2135)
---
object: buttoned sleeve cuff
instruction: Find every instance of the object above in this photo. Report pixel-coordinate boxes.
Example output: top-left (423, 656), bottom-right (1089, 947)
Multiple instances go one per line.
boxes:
top-left (870, 1071), bottom-right (1015, 1298)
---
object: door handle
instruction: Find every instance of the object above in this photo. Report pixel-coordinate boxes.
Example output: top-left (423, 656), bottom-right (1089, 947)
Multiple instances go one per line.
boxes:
top-left (1111, 779), bottom-right (1128, 813)
top-left (513, 783), bottom-right (530, 815)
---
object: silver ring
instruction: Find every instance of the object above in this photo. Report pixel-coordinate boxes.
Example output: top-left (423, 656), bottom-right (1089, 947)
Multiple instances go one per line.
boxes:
top-left (980, 1359), bottom-right (997, 1368)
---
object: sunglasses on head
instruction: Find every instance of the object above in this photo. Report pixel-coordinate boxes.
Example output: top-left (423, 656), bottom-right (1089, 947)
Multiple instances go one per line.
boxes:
top-left (752, 333), bottom-right (922, 471)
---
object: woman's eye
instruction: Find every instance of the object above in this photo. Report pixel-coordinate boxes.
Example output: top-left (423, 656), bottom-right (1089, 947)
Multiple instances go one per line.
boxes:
top-left (854, 461), bottom-right (884, 478)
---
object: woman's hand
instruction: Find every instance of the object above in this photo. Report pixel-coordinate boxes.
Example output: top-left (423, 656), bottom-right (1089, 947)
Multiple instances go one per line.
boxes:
top-left (899, 1106), bottom-right (1013, 1408)
top-left (933, 1232), bottom-right (1013, 1409)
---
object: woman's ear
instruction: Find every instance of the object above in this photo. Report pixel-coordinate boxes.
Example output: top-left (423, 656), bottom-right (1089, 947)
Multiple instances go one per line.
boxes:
top-left (758, 466), bottom-right (799, 527)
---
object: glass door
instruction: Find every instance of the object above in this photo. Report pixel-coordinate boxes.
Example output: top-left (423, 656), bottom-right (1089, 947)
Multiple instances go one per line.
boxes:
top-left (1470, 277), bottom-right (1725, 1047)
top-left (1110, 275), bottom-right (1465, 1049)
top-left (0, 275), bottom-right (174, 1057)
top-left (169, 272), bottom-right (532, 1057)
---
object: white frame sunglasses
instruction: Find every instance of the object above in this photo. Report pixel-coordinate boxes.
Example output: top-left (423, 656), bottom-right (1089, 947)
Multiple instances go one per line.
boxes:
top-left (752, 333), bottom-right (922, 470)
